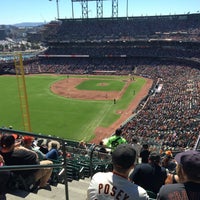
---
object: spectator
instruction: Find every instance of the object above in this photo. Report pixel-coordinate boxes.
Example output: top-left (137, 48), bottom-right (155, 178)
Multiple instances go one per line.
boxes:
top-left (140, 144), bottom-right (150, 163)
top-left (157, 150), bottom-right (200, 200)
top-left (78, 140), bottom-right (88, 150)
top-left (96, 141), bottom-right (108, 160)
top-left (0, 155), bottom-right (10, 200)
top-left (37, 139), bottom-right (49, 154)
top-left (105, 128), bottom-right (127, 151)
top-left (22, 136), bottom-right (46, 160)
top-left (46, 140), bottom-right (61, 160)
top-left (129, 152), bottom-right (167, 197)
top-left (0, 134), bottom-right (53, 190)
top-left (161, 150), bottom-right (176, 173)
top-left (132, 137), bottom-right (142, 163)
top-left (87, 144), bottom-right (149, 200)
top-left (97, 141), bottom-right (107, 154)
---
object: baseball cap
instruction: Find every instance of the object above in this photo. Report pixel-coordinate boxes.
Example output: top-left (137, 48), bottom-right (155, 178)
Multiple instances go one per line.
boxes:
top-left (0, 134), bottom-right (15, 148)
top-left (175, 150), bottom-right (200, 179)
top-left (23, 136), bottom-right (35, 143)
top-left (112, 144), bottom-right (136, 169)
top-left (12, 134), bottom-right (18, 139)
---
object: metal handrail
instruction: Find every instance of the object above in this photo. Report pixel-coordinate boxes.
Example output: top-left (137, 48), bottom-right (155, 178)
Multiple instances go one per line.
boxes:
top-left (194, 134), bottom-right (200, 151)
top-left (0, 163), bottom-right (63, 171)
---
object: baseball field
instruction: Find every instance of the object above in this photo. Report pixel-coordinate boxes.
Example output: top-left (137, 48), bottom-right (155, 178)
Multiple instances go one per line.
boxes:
top-left (0, 74), bottom-right (150, 142)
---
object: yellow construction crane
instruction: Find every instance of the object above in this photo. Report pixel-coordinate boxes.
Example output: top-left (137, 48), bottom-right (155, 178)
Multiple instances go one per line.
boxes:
top-left (14, 53), bottom-right (31, 132)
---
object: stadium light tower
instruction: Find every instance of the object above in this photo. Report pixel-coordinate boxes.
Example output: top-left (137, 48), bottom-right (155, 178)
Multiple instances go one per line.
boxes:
top-left (71, 0), bottom-right (118, 19)
top-left (126, 0), bottom-right (128, 17)
top-left (49, 0), bottom-right (60, 19)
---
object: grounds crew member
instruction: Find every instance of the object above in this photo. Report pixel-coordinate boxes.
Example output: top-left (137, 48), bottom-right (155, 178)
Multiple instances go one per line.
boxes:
top-left (105, 128), bottom-right (127, 151)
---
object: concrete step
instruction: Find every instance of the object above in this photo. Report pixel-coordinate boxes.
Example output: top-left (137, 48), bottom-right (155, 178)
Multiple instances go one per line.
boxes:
top-left (6, 178), bottom-right (90, 200)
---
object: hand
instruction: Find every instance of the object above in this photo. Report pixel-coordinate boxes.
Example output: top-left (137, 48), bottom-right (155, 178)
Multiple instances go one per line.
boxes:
top-left (0, 155), bottom-right (5, 165)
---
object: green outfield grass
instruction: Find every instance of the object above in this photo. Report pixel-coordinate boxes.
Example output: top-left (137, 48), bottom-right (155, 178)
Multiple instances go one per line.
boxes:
top-left (0, 75), bottom-right (146, 141)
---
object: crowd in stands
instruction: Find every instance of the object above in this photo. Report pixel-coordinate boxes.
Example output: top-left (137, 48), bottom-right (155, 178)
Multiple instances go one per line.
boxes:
top-left (121, 64), bottom-right (200, 152)
top-left (44, 40), bottom-right (200, 59)
top-left (24, 57), bottom-right (134, 75)
top-left (45, 14), bottom-right (200, 42)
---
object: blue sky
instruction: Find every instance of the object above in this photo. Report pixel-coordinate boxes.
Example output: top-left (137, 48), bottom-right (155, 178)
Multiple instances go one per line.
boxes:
top-left (1, 0), bottom-right (200, 25)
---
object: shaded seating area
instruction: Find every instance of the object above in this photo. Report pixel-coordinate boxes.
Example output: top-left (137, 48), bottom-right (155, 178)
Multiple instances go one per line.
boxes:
top-left (57, 142), bottom-right (112, 183)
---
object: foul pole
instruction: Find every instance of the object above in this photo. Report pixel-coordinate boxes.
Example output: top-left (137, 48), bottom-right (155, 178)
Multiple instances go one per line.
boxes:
top-left (14, 53), bottom-right (32, 132)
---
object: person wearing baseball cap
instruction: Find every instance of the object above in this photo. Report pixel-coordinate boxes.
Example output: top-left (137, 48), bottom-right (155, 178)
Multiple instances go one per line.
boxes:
top-left (157, 150), bottom-right (200, 200)
top-left (87, 144), bottom-right (149, 200)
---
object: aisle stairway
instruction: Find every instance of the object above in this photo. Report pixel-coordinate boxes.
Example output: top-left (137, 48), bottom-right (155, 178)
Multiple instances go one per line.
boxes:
top-left (6, 178), bottom-right (90, 200)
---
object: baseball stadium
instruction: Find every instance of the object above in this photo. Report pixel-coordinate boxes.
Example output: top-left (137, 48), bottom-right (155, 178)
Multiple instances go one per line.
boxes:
top-left (0, 0), bottom-right (200, 199)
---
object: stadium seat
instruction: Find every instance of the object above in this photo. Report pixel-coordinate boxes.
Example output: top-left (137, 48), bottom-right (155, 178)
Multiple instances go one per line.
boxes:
top-left (146, 190), bottom-right (157, 199)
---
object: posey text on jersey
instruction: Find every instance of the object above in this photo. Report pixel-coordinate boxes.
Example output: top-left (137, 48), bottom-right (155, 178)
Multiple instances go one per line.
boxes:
top-left (98, 183), bottom-right (130, 199)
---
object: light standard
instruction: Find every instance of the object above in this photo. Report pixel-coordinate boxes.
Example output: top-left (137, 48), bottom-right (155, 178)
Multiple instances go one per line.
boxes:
top-left (49, 0), bottom-right (60, 19)
top-left (126, 0), bottom-right (128, 18)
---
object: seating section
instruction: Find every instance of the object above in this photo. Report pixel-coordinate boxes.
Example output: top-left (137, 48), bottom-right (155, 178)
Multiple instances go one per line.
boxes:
top-left (4, 139), bottom-right (111, 194)
top-left (58, 143), bottom-right (112, 182)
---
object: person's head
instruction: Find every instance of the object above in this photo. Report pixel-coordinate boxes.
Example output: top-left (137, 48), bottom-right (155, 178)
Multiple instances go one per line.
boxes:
top-left (165, 150), bottom-right (173, 158)
top-left (23, 136), bottom-right (35, 147)
top-left (149, 152), bottom-right (161, 165)
top-left (175, 150), bottom-right (200, 183)
top-left (142, 144), bottom-right (149, 149)
top-left (0, 134), bottom-right (15, 152)
top-left (99, 141), bottom-right (104, 146)
top-left (162, 150), bottom-right (173, 164)
top-left (115, 128), bottom-right (122, 136)
top-left (79, 140), bottom-right (85, 145)
top-left (132, 137), bottom-right (138, 144)
top-left (112, 144), bottom-right (136, 174)
top-left (48, 140), bottom-right (60, 151)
